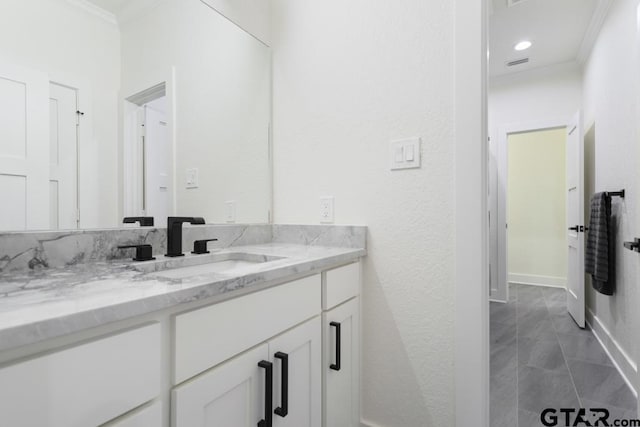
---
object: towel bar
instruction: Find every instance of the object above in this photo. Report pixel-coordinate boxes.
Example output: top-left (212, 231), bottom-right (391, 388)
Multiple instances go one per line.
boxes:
top-left (607, 190), bottom-right (625, 198)
top-left (623, 238), bottom-right (640, 252)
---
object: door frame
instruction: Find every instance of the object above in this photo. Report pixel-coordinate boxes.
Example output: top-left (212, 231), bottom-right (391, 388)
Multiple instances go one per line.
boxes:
top-left (454, 0), bottom-right (489, 426)
top-left (120, 67), bottom-right (177, 222)
top-left (494, 119), bottom-right (569, 302)
top-left (48, 71), bottom-right (93, 228)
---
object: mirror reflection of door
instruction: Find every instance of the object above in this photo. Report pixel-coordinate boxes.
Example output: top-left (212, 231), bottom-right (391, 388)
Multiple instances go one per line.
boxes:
top-left (49, 83), bottom-right (79, 230)
top-left (123, 87), bottom-right (172, 227)
top-left (0, 63), bottom-right (79, 232)
top-left (142, 97), bottom-right (171, 226)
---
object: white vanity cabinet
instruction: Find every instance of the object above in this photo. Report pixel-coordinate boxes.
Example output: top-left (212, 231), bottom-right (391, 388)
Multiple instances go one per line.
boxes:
top-left (322, 263), bottom-right (361, 427)
top-left (0, 260), bottom-right (361, 427)
top-left (172, 343), bottom-right (270, 426)
top-left (172, 317), bottom-right (321, 427)
top-left (0, 323), bottom-right (161, 427)
top-left (171, 261), bottom-right (360, 427)
top-left (323, 298), bottom-right (360, 427)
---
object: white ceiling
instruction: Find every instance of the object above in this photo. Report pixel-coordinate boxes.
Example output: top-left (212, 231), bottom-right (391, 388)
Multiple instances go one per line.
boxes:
top-left (489, 0), bottom-right (600, 77)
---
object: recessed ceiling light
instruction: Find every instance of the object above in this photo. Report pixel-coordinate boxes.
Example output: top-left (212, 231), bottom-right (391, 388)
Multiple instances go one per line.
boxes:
top-left (514, 40), bottom-right (532, 51)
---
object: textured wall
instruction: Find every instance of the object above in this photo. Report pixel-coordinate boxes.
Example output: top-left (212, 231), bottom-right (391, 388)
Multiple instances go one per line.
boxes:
top-left (270, 0), bottom-right (455, 425)
top-left (582, 0), bottom-right (640, 377)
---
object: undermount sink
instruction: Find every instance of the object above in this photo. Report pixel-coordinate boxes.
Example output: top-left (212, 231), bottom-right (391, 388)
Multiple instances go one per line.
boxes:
top-left (133, 252), bottom-right (284, 279)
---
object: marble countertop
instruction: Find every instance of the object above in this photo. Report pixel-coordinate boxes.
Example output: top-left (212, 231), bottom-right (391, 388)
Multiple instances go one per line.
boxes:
top-left (0, 243), bottom-right (365, 352)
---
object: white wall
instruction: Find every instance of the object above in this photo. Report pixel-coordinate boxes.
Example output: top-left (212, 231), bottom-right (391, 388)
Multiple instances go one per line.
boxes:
top-left (0, 0), bottom-right (121, 228)
top-left (271, 1), bottom-right (456, 425)
top-left (121, 0), bottom-right (271, 224)
top-left (488, 63), bottom-right (582, 296)
top-left (581, 0), bottom-right (640, 385)
top-left (507, 129), bottom-right (567, 285)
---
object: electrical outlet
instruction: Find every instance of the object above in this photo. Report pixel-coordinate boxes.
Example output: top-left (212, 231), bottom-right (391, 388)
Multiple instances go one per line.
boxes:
top-left (225, 201), bottom-right (236, 223)
top-left (320, 197), bottom-right (334, 224)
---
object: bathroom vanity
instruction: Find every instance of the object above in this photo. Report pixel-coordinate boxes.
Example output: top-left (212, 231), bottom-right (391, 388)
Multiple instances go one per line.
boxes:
top-left (0, 225), bottom-right (365, 427)
top-left (0, 1), bottom-right (365, 426)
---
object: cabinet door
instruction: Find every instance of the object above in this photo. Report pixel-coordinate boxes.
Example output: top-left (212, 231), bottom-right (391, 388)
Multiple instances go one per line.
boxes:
top-left (172, 344), bottom-right (269, 427)
top-left (269, 317), bottom-right (322, 427)
top-left (323, 298), bottom-right (360, 427)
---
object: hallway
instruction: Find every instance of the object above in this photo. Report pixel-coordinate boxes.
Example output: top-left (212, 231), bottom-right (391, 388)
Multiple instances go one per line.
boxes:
top-left (490, 284), bottom-right (637, 427)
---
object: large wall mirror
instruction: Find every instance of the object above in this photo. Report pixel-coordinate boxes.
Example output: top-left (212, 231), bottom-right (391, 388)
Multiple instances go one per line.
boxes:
top-left (0, 0), bottom-right (272, 232)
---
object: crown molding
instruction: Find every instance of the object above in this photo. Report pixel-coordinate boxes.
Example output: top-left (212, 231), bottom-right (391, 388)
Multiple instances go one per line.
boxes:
top-left (65, 0), bottom-right (118, 26)
top-left (576, 0), bottom-right (613, 64)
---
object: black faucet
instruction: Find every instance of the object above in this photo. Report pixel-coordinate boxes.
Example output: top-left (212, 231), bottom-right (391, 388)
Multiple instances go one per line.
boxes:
top-left (165, 217), bottom-right (205, 257)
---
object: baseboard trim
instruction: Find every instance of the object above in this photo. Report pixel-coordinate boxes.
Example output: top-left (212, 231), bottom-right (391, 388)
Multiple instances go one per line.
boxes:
top-left (361, 419), bottom-right (384, 427)
top-left (586, 307), bottom-right (638, 397)
top-left (508, 273), bottom-right (566, 288)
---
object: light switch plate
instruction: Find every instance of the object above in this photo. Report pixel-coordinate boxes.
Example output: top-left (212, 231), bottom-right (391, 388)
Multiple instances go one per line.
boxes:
top-left (225, 201), bottom-right (236, 223)
top-left (159, 173), bottom-right (168, 191)
top-left (185, 168), bottom-right (199, 189)
top-left (320, 197), bottom-right (334, 224)
top-left (390, 137), bottom-right (421, 170)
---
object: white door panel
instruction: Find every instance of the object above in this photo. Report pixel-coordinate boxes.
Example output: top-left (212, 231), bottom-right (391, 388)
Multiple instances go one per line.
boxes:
top-left (566, 111), bottom-right (585, 327)
top-left (0, 62), bottom-right (49, 230)
top-left (144, 101), bottom-right (171, 224)
top-left (49, 83), bottom-right (78, 230)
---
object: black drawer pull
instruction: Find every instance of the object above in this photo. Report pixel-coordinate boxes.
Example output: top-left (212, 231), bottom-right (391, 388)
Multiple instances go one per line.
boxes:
top-left (274, 352), bottom-right (289, 417)
top-left (258, 360), bottom-right (273, 427)
top-left (330, 322), bottom-right (341, 371)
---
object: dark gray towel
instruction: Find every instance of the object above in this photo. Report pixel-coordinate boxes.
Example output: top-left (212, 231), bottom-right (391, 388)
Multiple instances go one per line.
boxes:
top-left (585, 192), bottom-right (614, 295)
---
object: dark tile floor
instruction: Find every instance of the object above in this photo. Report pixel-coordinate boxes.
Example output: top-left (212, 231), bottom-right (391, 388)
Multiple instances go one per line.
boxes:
top-left (490, 284), bottom-right (637, 427)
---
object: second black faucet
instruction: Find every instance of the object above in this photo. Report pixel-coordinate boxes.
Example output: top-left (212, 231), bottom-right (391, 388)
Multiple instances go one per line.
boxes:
top-left (165, 217), bottom-right (205, 257)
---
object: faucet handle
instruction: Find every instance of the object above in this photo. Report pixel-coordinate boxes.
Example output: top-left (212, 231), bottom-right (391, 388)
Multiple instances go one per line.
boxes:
top-left (123, 217), bottom-right (154, 226)
top-left (192, 239), bottom-right (219, 255)
top-left (118, 244), bottom-right (156, 261)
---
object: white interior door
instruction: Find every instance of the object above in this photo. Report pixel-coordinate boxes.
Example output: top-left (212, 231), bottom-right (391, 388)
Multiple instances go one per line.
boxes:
top-left (0, 63), bottom-right (49, 231)
top-left (144, 98), bottom-right (171, 224)
top-left (566, 111), bottom-right (585, 328)
top-left (49, 83), bottom-right (78, 230)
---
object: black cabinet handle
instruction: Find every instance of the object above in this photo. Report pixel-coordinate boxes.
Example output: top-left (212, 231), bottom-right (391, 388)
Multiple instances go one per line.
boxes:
top-left (330, 322), bottom-right (341, 371)
top-left (258, 360), bottom-right (273, 427)
top-left (568, 226), bottom-right (579, 232)
top-left (274, 352), bottom-right (289, 417)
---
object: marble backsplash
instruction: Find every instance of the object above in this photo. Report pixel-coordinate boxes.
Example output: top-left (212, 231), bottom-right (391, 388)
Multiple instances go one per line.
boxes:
top-left (0, 224), bottom-right (365, 273)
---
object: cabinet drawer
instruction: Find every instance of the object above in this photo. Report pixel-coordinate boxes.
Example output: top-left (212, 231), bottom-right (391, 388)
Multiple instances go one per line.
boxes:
top-left (323, 262), bottom-right (360, 310)
top-left (174, 274), bottom-right (321, 384)
top-left (0, 323), bottom-right (161, 427)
